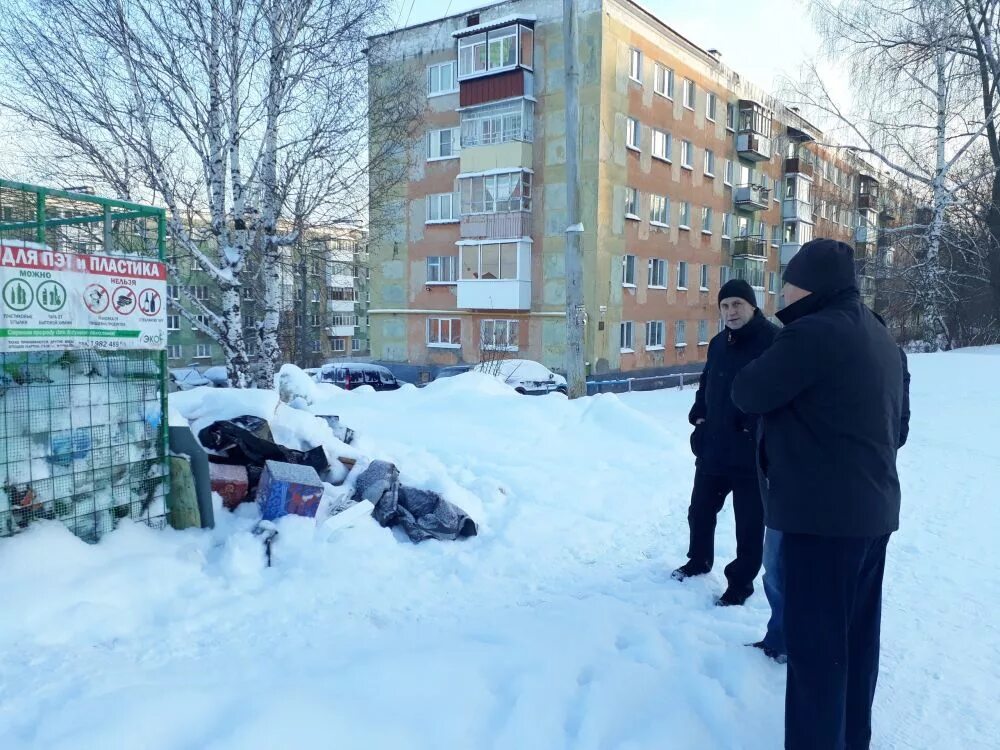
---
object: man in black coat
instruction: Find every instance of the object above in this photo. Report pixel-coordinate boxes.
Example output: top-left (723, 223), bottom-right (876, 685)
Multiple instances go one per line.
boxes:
top-left (732, 239), bottom-right (911, 750)
top-left (672, 279), bottom-right (778, 606)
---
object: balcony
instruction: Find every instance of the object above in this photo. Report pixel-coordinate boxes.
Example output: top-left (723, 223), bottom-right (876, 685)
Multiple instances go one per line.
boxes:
top-left (858, 193), bottom-right (878, 211)
top-left (731, 235), bottom-right (768, 258)
top-left (460, 210), bottom-right (533, 240)
top-left (736, 132), bottom-right (771, 162)
top-left (456, 279), bottom-right (531, 310)
top-left (328, 324), bottom-right (357, 337)
top-left (880, 204), bottom-right (897, 222)
top-left (782, 199), bottom-right (814, 223)
top-left (856, 225), bottom-right (877, 244)
top-left (856, 257), bottom-right (871, 277)
top-left (734, 184), bottom-right (771, 211)
top-left (784, 157), bottom-right (814, 179)
top-left (328, 299), bottom-right (355, 313)
top-left (781, 243), bottom-right (801, 265)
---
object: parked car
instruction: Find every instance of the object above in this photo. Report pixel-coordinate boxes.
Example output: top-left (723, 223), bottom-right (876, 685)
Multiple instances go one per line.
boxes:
top-left (202, 366), bottom-right (231, 388)
top-left (473, 359), bottom-right (568, 395)
top-left (434, 365), bottom-right (473, 381)
top-left (314, 362), bottom-right (401, 391)
top-left (168, 366), bottom-right (212, 391)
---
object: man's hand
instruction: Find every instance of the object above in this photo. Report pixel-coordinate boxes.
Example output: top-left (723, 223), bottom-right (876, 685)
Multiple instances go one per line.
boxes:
top-left (696, 419), bottom-right (705, 425)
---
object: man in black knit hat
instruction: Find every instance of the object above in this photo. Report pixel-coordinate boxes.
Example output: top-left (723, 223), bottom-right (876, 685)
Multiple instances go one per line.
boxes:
top-left (672, 278), bottom-right (777, 606)
top-left (732, 239), bottom-right (910, 749)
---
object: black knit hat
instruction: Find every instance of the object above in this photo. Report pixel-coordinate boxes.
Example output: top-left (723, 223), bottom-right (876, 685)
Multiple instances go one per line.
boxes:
top-left (783, 238), bottom-right (857, 295)
top-left (718, 279), bottom-right (758, 308)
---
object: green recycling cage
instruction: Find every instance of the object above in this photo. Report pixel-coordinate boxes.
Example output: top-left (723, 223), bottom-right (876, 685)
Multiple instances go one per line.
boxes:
top-left (0, 180), bottom-right (170, 542)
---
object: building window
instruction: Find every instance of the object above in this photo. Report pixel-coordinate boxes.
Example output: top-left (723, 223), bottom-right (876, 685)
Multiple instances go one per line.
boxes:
top-left (706, 92), bottom-right (718, 122)
top-left (648, 258), bottom-right (667, 288)
top-left (700, 264), bottom-right (710, 291)
top-left (333, 338), bottom-right (347, 353)
top-left (681, 140), bottom-right (694, 169)
top-left (311, 340), bottom-right (321, 353)
top-left (698, 320), bottom-right (710, 345)
top-left (724, 159), bottom-right (734, 186)
top-left (460, 98), bottom-right (534, 146)
top-left (701, 207), bottom-right (713, 234)
top-left (722, 212), bottom-right (732, 238)
top-left (167, 284), bottom-right (179, 301)
top-left (330, 287), bottom-right (355, 301)
top-left (331, 314), bottom-right (357, 327)
top-left (645, 320), bottom-right (665, 350)
top-left (243, 286), bottom-right (254, 300)
top-left (654, 63), bottom-right (674, 98)
top-left (427, 256), bottom-right (459, 284)
top-left (460, 171), bottom-right (531, 214)
top-left (460, 242), bottom-right (525, 281)
top-left (310, 313), bottom-right (321, 327)
top-left (733, 256), bottom-right (767, 289)
top-left (426, 192), bottom-right (458, 222)
top-left (626, 117), bottom-right (641, 150)
top-left (195, 343), bottom-right (211, 359)
top-left (679, 201), bottom-right (691, 229)
top-left (629, 48), bottom-right (643, 82)
top-left (167, 315), bottom-right (179, 331)
top-left (650, 194), bottom-right (669, 226)
top-left (482, 319), bottom-right (519, 351)
top-left (652, 129), bottom-right (672, 161)
top-left (683, 78), bottom-right (695, 110)
top-left (186, 285), bottom-right (208, 300)
top-left (622, 254), bottom-right (637, 286)
top-left (704, 149), bottom-right (715, 177)
top-left (427, 61), bottom-right (457, 96)
top-left (167, 345), bottom-right (182, 359)
top-left (771, 225), bottom-right (781, 246)
top-left (427, 317), bottom-right (462, 348)
top-left (620, 321), bottom-right (634, 352)
top-left (769, 271), bottom-right (779, 294)
top-left (427, 127), bottom-right (461, 160)
top-left (625, 187), bottom-right (639, 219)
top-left (351, 338), bottom-right (362, 352)
top-left (720, 266), bottom-right (731, 286)
top-left (457, 25), bottom-right (529, 79)
top-left (726, 102), bottom-right (736, 131)
top-left (675, 320), bottom-right (687, 348)
top-left (677, 261), bottom-right (689, 289)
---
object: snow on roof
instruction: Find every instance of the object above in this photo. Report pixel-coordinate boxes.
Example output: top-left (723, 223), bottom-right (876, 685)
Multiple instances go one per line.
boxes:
top-left (451, 14), bottom-right (536, 39)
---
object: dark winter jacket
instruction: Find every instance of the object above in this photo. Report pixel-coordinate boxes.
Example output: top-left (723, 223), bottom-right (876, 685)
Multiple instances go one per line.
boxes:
top-left (688, 311), bottom-right (778, 476)
top-left (731, 288), bottom-right (911, 537)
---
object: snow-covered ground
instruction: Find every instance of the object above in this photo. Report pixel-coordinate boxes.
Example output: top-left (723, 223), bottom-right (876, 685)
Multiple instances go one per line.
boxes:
top-left (1, 350), bottom-right (998, 749)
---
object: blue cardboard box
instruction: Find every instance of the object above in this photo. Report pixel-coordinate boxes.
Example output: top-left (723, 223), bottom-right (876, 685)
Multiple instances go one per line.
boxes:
top-left (255, 460), bottom-right (324, 521)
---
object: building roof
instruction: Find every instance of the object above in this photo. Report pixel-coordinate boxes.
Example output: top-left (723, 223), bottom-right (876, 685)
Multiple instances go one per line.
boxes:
top-left (452, 14), bottom-right (537, 39)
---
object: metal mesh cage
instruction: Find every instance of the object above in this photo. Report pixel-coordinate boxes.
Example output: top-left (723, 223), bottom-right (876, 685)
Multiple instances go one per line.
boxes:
top-left (0, 181), bottom-right (169, 542)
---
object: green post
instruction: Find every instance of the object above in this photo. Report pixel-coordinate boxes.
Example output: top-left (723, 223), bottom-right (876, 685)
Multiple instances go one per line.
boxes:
top-left (157, 210), bottom-right (171, 518)
top-left (35, 189), bottom-right (46, 244)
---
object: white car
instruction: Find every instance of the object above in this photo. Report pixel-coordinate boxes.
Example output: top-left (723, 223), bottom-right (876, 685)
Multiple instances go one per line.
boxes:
top-left (474, 359), bottom-right (568, 395)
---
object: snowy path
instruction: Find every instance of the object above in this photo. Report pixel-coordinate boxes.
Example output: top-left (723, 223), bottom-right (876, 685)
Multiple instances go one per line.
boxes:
top-left (1, 351), bottom-right (998, 749)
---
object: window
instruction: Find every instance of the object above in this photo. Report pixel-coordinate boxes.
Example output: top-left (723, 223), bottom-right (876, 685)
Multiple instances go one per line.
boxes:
top-left (677, 261), bottom-right (689, 289)
top-left (427, 61), bottom-right (457, 96)
top-left (311, 340), bottom-right (321, 353)
top-left (626, 117), bottom-right (641, 150)
top-left (310, 313), bottom-right (321, 327)
top-left (459, 171), bottom-right (532, 213)
top-left (629, 48), bottom-right (643, 82)
top-left (760, 221), bottom-right (768, 243)
top-left (167, 315), bottom-right (179, 331)
top-left (625, 187), bottom-right (639, 218)
top-left (461, 99), bottom-right (534, 146)
top-left (724, 159), bottom-right (734, 186)
top-left (654, 63), bottom-right (674, 98)
top-left (720, 266), bottom-right (731, 286)
top-left (652, 129), bottom-right (672, 161)
top-left (683, 78), bottom-right (695, 109)
top-left (427, 317), bottom-right (462, 348)
top-left (460, 242), bottom-right (524, 280)
top-left (769, 271), bottom-right (779, 294)
top-left (704, 149), bottom-right (715, 177)
top-left (726, 102), bottom-right (736, 131)
top-left (167, 284), bottom-right (179, 301)
top-left (648, 258), bottom-right (667, 288)
top-left (733, 256), bottom-right (767, 289)
top-left (167, 345), bottom-right (182, 359)
top-left (620, 321), bottom-right (635, 352)
top-left (622, 254), bottom-right (637, 286)
top-left (426, 256), bottom-right (459, 284)
top-left (330, 287), bottom-right (355, 301)
top-left (352, 338), bottom-right (362, 352)
top-left (457, 25), bottom-right (528, 79)
top-left (333, 338), bottom-right (347, 353)
top-left (427, 127), bottom-right (460, 160)
top-left (426, 192), bottom-right (458, 222)
top-left (645, 321), bottom-right (665, 350)
top-left (700, 264), bottom-right (710, 291)
top-left (706, 92), bottom-right (718, 122)
top-left (196, 314), bottom-right (211, 328)
top-left (186, 285), bottom-right (208, 300)
top-left (681, 140), bottom-right (694, 169)
top-left (722, 212), bottom-right (732, 238)
top-left (331, 314), bottom-right (357, 327)
top-left (701, 207), bottom-right (713, 234)
top-left (243, 286), bottom-right (254, 300)
top-left (679, 201), bottom-right (691, 229)
top-left (311, 289), bottom-right (320, 303)
top-left (771, 225), bottom-right (781, 246)
top-left (195, 344), bottom-right (211, 359)
top-left (675, 320), bottom-right (687, 347)
top-left (482, 319), bottom-right (519, 351)
top-left (649, 194), bottom-right (669, 226)
top-left (698, 320), bottom-right (710, 345)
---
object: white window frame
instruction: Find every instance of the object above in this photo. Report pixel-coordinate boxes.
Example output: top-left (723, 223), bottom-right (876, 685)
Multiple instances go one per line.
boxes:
top-left (645, 320), bottom-right (665, 350)
top-left (626, 117), bottom-right (641, 151)
top-left (681, 140), bottom-right (694, 170)
top-left (625, 187), bottom-right (640, 220)
top-left (704, 149), bottom-right (715, 177)
top-left (167, 284), bottom-right (179, 301)
top-left (426, 255), bottom-right (459, 284)
top-left (726, 102), bottom-right (736, 131)
top-left (427, 61), bottom-right (457, 97)
top-left (481, 319), bottom-right (520, 352)
top-left (698, 320), bottom-right (710, 345)
top-left (722, 212), bottom-right (732, 239)
top-left (352, 338), bottom-right (362, 352)
top-left (701, 206), bottom-right (713, 235)
top-left (706, 92), bottom-right (717, 122)
top-left (629, 48), bottom-right (643, 83)
top-left (459, 242), bottom-right (527, 281)
top-left (333, 338), bottom-right (347, 353)
top-left (700, 263), bottom-right (710, 291)
top-left (683, 78), bottom-right (695, 110)
top-left (166, 314), bottom-right (179, 331)
top-left (427, 127), bottom-right (461, 161)
top-left (654, 63), bottom-right (674, 99)
top-left (461, 99), bottom-right (534, 147)
top-left (652, 129), bottom-right (672, 162)
top-left (648, 258), bottom-right (667, 288)
top-left (724, 159), bottom-right (734, 186)
top-left (426, 192), bottom-right (458, 223)
top-left (620, 321), bottom-right (635, 353)
top-left (675, 320), bottom-right (687, 348)
top-left (194, 343), bottom-right (211, 359)
top-left (459, 170), bottom-right (532, 214)
top-left (622, 254), bottom-right (637, 287)
top-left (769, 271), bottom-right (779, 295)
top-left (427, 317), bottom-right (462, 349)
top-left (167, 344), bottom-right (182, 359)
top-left (677, 261), bottom-right (689, 290)
top-left (649, 194), bottom-right (669, 226)
top-left (679, 201), bottom-right (691, 230)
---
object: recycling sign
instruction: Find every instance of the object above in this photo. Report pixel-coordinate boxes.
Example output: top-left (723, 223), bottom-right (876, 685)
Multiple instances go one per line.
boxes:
top-left (0, 239), bottom-right (168, 351)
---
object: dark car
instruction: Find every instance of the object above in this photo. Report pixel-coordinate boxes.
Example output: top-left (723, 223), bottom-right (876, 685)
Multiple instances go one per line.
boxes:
top-left (434, 365), bottom-right (473, 380)
top-left (315, 362), bottom-right (401, 392)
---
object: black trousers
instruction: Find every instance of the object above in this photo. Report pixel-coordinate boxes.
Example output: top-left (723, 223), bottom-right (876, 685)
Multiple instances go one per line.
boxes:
top-left (686, 468), bottom-right (764, 594)
top-left (783, 532), bottom-right (891, 750)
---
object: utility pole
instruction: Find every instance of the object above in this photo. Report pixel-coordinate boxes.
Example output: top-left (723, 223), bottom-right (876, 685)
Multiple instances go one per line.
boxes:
top-left (563, 0), bottom-right (586, 398)
top-left (296, 247), bottom-right (309, 367)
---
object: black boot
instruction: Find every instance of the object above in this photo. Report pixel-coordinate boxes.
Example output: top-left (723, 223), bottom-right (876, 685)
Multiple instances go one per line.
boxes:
top-left (715, 586), bottom-right (753, 606)
top-left (671, 560), bottom-right (710, 581)
top-left (748, 640), bottom-right (787, 664)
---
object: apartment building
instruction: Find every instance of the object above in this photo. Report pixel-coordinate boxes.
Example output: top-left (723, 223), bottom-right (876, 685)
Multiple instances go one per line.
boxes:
top-left (367, 0), bottom-right (892, 376)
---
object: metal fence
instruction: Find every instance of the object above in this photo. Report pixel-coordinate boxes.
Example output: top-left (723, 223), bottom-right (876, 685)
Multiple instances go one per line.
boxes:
top-left (587, 371), bottom-right (702, 395)
top-left (1, 180), bottom-right (169, 542)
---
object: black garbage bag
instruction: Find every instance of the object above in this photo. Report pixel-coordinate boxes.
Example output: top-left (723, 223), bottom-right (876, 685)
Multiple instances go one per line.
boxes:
top-left (352, 460), bottom-right (477, 543)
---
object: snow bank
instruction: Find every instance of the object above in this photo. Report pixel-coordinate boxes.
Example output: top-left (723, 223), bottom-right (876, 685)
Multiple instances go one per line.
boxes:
top-left (0, 352), bottom-right (997, 749)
